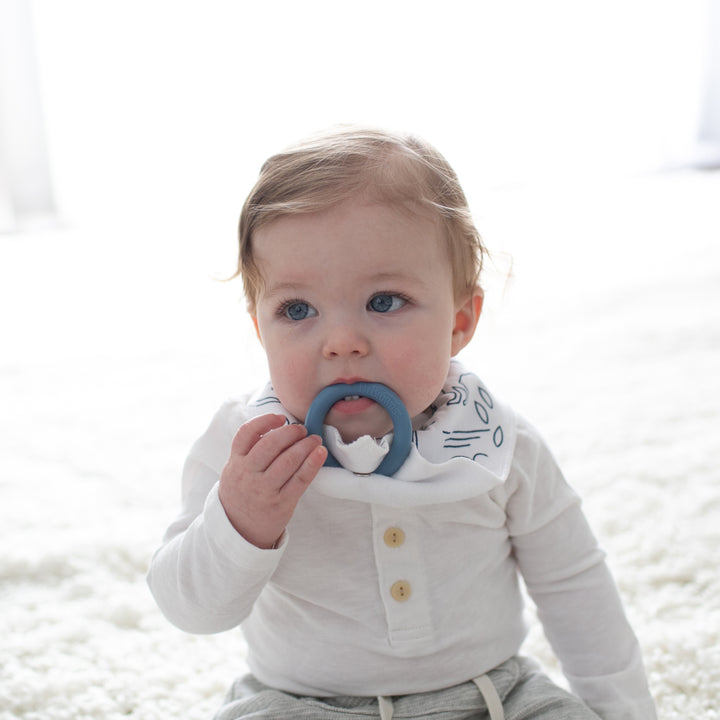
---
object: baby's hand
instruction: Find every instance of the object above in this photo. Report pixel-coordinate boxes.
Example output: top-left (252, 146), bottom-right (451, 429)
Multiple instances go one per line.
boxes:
top-left (218, 414), bottom-right (327, 549)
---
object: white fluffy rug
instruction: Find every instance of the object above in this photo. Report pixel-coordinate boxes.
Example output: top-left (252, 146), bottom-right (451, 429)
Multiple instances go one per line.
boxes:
top-left (1, 171), bottom-right (718, 719)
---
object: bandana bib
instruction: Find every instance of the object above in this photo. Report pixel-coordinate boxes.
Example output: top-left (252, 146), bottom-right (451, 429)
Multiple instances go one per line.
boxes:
top-left (247, 361), bottom-right (516, 507)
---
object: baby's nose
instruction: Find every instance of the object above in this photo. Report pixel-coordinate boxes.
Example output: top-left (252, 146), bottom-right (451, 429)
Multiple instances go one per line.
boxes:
top-left (322, 322), bottom-right (370, 358)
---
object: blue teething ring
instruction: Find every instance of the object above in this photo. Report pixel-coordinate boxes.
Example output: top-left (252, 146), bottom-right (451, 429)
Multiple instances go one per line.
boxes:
top-left (305, 382), bottom-right (412, 476)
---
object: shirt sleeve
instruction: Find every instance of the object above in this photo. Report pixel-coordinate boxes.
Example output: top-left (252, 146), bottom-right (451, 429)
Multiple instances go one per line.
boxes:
top-left (146, 400), bottom-right (286, 634)
top-left (503, 418), bottom-right (657, 720)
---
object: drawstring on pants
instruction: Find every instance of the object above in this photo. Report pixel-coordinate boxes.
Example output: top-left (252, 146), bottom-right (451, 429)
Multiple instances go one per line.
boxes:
top-left (377, 674), bottom-right (504, 720)
top-left (473, 674), bottom-right (505, 720)
top-left (378, 695), bottom-right (393, 720)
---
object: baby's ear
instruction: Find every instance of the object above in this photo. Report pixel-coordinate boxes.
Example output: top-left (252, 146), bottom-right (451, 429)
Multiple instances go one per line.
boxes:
top-left (451, 289), bottom-right (483, 356)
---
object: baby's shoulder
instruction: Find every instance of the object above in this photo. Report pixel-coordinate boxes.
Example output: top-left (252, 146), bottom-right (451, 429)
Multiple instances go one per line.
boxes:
top-left (209, 394), bottom-right (256, 430)
top-left (185, 395), bottom-right (255, 471)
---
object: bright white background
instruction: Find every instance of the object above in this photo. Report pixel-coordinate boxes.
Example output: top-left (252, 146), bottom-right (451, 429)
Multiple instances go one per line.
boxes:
top-left (30, 0), bottom-right (712, 226)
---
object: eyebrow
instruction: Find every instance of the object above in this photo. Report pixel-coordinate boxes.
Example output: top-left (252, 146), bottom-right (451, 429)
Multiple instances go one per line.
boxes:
top-left (366, 270), bottom-right (434, 291)
top-left (371, 271), bottom-right (421, 283)
top-left (261, 281), bottom-right (311, 299)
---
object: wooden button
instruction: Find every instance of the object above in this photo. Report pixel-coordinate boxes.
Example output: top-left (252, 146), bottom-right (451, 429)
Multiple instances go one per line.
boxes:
top-left (390, 580), bottom-right (411, 602)
top-left (384, 527), bottom-right (405, 548)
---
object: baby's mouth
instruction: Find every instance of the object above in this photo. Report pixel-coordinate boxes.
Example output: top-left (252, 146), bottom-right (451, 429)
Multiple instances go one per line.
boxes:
top-left (330, 395), bottom-right (377, 415)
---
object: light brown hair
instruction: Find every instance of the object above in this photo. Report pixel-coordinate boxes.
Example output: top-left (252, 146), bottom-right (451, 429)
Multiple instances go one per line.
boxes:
top-left (235, 125), bottom-right (486, 313)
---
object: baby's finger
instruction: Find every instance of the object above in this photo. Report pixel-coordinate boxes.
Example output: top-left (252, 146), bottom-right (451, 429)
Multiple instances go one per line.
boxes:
top-left (278, 442), bottom-right (328, 500)
top-left (265, 433), bottom-right (324, 485)
top-left (247, 422), bottom-right (310, 473)
top-left (231, 414), bottom-right (287, 457)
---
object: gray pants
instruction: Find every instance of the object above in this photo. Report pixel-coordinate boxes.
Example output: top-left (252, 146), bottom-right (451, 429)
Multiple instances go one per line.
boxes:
top-left (214, 657), bottom-right (601, 720)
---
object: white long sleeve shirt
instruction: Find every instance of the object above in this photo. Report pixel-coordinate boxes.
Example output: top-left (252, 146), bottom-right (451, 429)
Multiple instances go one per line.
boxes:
top-left (147, 362), bottom-right (656, 720)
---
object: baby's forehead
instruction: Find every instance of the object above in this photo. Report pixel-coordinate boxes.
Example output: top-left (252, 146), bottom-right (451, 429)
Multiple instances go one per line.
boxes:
top-left (254, 211), bottom-right (454, 306)
top-left (258, 191), bottom-right (442, 231)
top-left (253, 198), bottom-right (447, 265)
top-left (253, 197), bottom-right (446, 259)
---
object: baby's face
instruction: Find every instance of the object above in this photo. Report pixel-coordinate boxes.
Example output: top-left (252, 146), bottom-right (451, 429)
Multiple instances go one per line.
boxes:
top-left (252, 197), bottom-right (471, 442)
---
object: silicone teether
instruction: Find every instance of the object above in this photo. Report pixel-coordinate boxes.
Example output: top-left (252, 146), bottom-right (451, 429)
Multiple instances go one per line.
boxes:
top-left (305, 382), bottom-right (412, 476)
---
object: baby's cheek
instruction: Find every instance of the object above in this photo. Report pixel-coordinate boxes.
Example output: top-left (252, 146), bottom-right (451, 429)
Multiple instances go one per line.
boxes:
top-left (398, 360), bottom-right (451, 416)
top-left (267, 365), bottom-right (309, 417)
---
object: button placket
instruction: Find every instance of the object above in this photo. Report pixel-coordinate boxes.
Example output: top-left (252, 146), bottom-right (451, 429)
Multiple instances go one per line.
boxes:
top-left (371, 506), bottom-right (433, 649)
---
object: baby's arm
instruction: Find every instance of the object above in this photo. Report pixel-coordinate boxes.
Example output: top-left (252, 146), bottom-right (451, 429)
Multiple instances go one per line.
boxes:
top-left (513, 507), bottom-right (655, 719)
top-left (219, 413), bottom-right (327, 549)
top-left (505, 419), bottom-right (656, 720)
top-left (148, 408), bottom-right (326, 634)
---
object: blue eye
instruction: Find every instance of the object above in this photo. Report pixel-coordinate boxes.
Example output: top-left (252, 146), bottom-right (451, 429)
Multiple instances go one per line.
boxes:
top-left (282, 301), bottom-right (317, 321)
top-left (368, 294), bottom-right (406, 313)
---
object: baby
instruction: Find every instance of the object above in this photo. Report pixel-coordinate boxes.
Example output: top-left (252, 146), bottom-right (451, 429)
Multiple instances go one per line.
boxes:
top-left (148, 126), bottom-right (657, 720)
